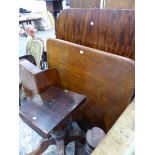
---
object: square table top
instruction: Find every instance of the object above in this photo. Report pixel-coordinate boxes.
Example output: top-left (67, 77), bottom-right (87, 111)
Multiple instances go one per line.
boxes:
top-left (19, 87), bottom-right (86, 138)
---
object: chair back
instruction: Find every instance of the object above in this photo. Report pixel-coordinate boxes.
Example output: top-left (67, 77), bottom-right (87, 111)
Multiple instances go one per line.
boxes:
top-left (26, 38), bottom-right (44, 67)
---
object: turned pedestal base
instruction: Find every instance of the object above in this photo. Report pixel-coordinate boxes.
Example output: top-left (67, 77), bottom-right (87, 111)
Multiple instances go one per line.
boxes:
top-left (28, 122), bottom-right (85, 155)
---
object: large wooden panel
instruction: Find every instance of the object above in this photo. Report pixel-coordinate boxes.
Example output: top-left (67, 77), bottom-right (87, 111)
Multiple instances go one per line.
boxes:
top-left (56, 9), bottom-right (135, 60)
top-left (104, 0), bottom-right (135, 9)
top-left (70, 0), bottom-right (100, 8)
top-left (47, 39), bottom-right (135, 132)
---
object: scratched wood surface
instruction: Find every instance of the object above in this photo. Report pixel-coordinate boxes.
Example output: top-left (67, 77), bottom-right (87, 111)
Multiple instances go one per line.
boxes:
top-left (47, 39), bottom-right (135, 132)
top-left (56, 9), bottom-right (135, 60)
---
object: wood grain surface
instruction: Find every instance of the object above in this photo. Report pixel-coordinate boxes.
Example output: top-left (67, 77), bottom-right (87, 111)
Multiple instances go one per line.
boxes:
top-left (104, 0), bottom-right (135, 9)
top-left (20, 86), bottom-right (86, 138)
top-left (56, 9), bottom-right (135, 60)
top-left (70, 0), bottom-right (100, 8)
top-left (47, 39), bottom-right (135, 132)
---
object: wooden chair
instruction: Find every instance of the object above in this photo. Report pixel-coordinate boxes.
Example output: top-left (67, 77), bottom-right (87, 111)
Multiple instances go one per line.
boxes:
top-left (19, 59), bottom-right (87, 155)
top-left (26, 38), bottom-right (46, 69)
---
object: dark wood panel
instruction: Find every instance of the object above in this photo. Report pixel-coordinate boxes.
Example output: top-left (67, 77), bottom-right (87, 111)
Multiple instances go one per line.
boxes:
top-left (70, 0), bottom-right (100, 8)
top-left (56, 9), bottom-right (135, 60)
top-left (47, 39), bottom-right (135, 132)
top-left (104, 0), bottom-right (135, 9)
top-left (35, 68), bottom-right (61, 93)
top-left (20, 86), bottom-right (86, 138)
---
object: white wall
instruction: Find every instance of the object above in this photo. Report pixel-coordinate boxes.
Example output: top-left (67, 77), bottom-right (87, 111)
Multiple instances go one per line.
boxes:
top-left (19, 0), bottom-right (47, 12)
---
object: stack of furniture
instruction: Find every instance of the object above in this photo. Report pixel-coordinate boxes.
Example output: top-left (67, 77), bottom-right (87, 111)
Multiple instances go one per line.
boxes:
top-left (19, 8), bottom-right (135, 155)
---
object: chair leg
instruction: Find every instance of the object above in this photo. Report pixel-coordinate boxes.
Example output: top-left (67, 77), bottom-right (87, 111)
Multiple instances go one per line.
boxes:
top-left (68, 129), bottom-right (85, 144)
top-left (27, 138), bottom-right (56, 155)
top-left (56, 139), bottom-right (66, 155)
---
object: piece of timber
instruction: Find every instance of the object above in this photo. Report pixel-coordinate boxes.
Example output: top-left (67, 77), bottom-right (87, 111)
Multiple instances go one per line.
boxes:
top-left (92, 101), bottom-right (135, 155)
top-left (47, 39), bottom-right (135, 132)
top-left (104, 0), bottom-right (135, 9)
top-left (19, 59), bottom-right (61, 97)
top-left (56, 9), bottom-right (135, 60)
top-left (70, 0), bottom-right (100, 8)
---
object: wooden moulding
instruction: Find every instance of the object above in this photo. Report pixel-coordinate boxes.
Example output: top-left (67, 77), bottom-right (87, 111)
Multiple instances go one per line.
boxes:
top-left (47, 38), bottom-right (135, 132)
top-left (56, 8), bottom-right (135, 60)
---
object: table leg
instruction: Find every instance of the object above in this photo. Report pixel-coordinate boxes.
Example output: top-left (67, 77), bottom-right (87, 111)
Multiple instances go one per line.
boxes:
top-left (56, 139), bottom-right (65, 155)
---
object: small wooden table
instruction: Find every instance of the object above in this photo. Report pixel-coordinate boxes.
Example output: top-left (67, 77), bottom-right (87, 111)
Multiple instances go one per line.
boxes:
top-left (20, 86), bottom-right (86, 155)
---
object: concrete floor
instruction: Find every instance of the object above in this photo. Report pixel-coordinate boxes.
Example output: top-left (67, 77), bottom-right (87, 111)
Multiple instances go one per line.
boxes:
top-left (19, 118), bottom-right (75, 155)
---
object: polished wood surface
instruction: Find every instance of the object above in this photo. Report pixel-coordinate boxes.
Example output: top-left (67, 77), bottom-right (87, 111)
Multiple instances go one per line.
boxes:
top-left (47, 39), bottom-right (135, 132)
top-left (56, 9), bottom-right (135, 60)
top-left (70, 0), bottom-right (100, 8)
top-left (20, 86), bottom-right (86, 138)
top-left (35, 68), bottom-right (61, 93)
top-left (104, 0), bottom-right (135, 9)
